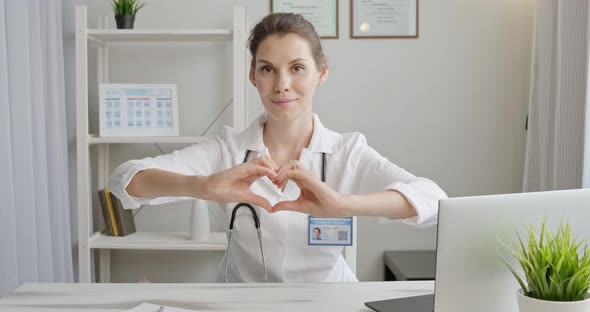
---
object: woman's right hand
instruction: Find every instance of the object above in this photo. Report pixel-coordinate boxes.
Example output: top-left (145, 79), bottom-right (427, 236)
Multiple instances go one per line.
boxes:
top-left (198, 156), bottom-right (278, 212)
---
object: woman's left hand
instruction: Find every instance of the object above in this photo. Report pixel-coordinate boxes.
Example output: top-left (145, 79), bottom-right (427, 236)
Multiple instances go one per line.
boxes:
top-left (270, 160), bottom-right (349, 218)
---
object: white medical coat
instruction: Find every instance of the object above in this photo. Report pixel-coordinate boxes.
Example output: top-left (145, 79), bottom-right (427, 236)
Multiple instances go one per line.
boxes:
top-left (108, 113), bottom-right (447, 282)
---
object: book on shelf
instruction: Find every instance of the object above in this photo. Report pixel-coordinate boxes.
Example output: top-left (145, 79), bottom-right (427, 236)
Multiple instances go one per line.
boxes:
top-left (98, 188), bottom-right (136, 236)
top-left (98, 189), bottom-right (116, 236)
top-left (111, 190), bottom-right (137, 236)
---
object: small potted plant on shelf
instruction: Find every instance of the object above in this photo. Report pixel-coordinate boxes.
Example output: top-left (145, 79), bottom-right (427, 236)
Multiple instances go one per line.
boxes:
top-left (500, 219), bottom-right (590, 312)
top-left (112, 0), bottom-right (144, 29)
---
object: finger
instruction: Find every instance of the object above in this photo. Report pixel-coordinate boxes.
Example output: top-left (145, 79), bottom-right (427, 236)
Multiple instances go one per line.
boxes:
top-left (256, 156), bottom-right (278, 172)
top-left (275, 169), bottom-right (302, 190)
top-left (243, 164), bottom-right (278, 181)
top-left (243, 193), bottom-right (273, 213)
top-left (271, 175), bottom-right (287, 190)
top-left (288, 177), bottom-right (307, 194)
top-left (277, 169), bottom-right (320, 190)
top-left (274, 160), bottom-right (300, 188)
top-left (274, 160), bottom-right (293, 178)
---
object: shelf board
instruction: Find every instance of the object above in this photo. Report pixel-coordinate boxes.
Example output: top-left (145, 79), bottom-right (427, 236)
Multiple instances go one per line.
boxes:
top-left (88, 134), bottom-right (207, 145)
top-left (87, 29), bottom-right (233, 42)
top-left (89, 231), bottom-right (227, 250)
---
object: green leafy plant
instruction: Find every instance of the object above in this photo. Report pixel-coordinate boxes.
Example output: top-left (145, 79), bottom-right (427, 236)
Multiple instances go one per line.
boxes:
top-left (500, 219), bottom-right (590, 301)
top-left (112, 0), bottom-right (144, 16)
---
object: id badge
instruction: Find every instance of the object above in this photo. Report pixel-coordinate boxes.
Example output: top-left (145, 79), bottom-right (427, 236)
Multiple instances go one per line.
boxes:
top-left (308, 216), bottom-right (353, 246)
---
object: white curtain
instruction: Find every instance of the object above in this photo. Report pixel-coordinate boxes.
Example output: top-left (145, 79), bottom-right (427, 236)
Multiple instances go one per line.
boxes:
top-left (0, 0), bottom-right (74, 296)
top-left (523, 0), bottom-right (588, 192)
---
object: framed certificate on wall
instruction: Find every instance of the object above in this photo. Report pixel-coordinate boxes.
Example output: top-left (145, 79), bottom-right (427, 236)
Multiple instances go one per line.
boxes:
top-left (271, 0), bottom-right (339, 39)
top-left (99, 84), bottom-right (179, 137)
top-left (351, 0), bottom-right (419, 39)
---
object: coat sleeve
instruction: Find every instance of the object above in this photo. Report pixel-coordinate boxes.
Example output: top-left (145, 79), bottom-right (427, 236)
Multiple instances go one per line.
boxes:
top-left (350, 133), bottom-right (447, 227)
top-left (107, 132), bottom-right (226, 209)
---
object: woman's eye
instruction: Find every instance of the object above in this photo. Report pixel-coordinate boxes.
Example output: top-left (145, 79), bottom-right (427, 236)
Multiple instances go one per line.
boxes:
top-left (293, 65), bottom-right (304, 72)
top-left (260, 66), bottom-right (273, 73)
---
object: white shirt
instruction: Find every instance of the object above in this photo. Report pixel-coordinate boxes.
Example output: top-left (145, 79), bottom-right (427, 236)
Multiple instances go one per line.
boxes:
top-left (108, 113), bottom-right (447, 282)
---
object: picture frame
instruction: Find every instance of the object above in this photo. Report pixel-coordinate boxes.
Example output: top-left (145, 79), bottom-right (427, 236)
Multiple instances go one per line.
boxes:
top-left (350, 0), bottom-right (419, 39)
top-left (271, 0), bottom-right (339, 39)
top-left (99, 83), bottom-right (179, 137)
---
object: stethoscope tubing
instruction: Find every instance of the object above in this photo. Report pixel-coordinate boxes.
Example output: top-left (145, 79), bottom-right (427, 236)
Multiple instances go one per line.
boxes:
top-left (225, 203), bottom-right (267, 282)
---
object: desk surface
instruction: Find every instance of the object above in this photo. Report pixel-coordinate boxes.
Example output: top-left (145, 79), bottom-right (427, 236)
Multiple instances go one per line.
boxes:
top-left (0, 281), bottom-right (434, 312)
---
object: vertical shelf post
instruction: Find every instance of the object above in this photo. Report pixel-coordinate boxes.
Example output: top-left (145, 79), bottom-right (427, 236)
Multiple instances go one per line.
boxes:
top-left (233, 6), bottom-right (246, 130)
top-left (96, 16), bottom-right (111, 283)
top-left (75, 5), bottom-right (91, 283)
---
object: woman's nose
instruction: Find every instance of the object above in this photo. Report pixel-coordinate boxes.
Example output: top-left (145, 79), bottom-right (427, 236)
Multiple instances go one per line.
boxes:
top-left (274, 73), bottom-right (290, 93)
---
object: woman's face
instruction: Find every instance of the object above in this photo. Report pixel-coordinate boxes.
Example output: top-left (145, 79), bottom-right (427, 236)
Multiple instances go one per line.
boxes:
top-left (250, 33), bottom-right (328, 122)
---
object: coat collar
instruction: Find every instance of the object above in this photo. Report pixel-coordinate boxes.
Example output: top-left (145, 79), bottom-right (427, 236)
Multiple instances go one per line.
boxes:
top-left (238, 112), bottom-right (341, 154)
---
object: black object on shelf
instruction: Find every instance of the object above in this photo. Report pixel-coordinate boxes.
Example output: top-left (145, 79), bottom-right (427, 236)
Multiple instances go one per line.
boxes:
top-left (115, 15), bottom-right (135, 29)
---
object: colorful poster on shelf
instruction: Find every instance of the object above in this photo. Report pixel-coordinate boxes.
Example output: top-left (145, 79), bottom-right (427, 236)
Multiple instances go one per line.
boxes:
top-left (99, 83), bottom-right (179, 137)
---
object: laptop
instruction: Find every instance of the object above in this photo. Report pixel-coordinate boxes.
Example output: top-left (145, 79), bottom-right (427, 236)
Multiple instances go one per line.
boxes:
top-left (365, 189), bottom-right (590, 312)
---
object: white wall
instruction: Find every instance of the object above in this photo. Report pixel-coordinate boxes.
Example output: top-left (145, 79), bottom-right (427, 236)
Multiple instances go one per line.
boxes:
top-left (586, 0), bottom-right (590, 189)
top-left (81, 0), bottom-right (534, 282)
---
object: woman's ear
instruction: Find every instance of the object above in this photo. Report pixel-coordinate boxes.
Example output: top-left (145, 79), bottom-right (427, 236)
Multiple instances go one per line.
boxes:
top-left (318, 63), bottom-right (329, 86)
top-left (249, 66), bottom-right (256, 87)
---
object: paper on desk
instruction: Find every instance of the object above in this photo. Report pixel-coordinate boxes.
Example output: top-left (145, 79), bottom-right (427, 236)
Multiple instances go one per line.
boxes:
top-left (127, 302), bottom-right (196, 312)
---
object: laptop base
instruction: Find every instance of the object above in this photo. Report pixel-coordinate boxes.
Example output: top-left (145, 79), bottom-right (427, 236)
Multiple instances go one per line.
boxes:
top-left (364, 294), bottom-right (434, 312)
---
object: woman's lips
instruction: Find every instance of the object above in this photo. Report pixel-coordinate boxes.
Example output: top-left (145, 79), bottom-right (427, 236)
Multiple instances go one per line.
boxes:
top-left (272, 98), bottom-right (296, 107)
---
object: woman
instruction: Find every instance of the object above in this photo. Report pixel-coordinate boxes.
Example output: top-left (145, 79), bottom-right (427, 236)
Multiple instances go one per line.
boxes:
top-left (108, 13), bottom-right (447, 283)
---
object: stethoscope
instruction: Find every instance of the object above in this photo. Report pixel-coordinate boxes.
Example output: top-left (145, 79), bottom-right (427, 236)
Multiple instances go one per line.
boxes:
top-left (224, 149), bottom-right (327, 283)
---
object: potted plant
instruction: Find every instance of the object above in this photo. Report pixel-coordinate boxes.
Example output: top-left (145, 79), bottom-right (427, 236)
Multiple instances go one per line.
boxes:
top-left (112, 0), bottom-right (145, 29)
top-left (501, 219), bottom-right (590, 312)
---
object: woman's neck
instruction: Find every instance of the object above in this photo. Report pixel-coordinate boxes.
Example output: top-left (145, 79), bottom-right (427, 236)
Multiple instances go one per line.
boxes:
top-left (263, 113), bottom-right (314, 164)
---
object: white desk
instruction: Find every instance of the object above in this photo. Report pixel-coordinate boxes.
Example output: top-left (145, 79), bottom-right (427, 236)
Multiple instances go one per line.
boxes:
top-left (0, 281), bottom-right (434, 312)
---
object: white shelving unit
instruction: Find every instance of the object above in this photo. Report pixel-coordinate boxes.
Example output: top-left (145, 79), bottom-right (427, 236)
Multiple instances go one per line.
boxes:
top-left (75, 5), bottom-right (247, 283)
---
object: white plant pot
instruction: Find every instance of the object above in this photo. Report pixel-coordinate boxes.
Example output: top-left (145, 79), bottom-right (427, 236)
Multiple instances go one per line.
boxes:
top-left (189, 199), bottom-right (210, 241)
top-left (517, 289), bottom-right (590, 312)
